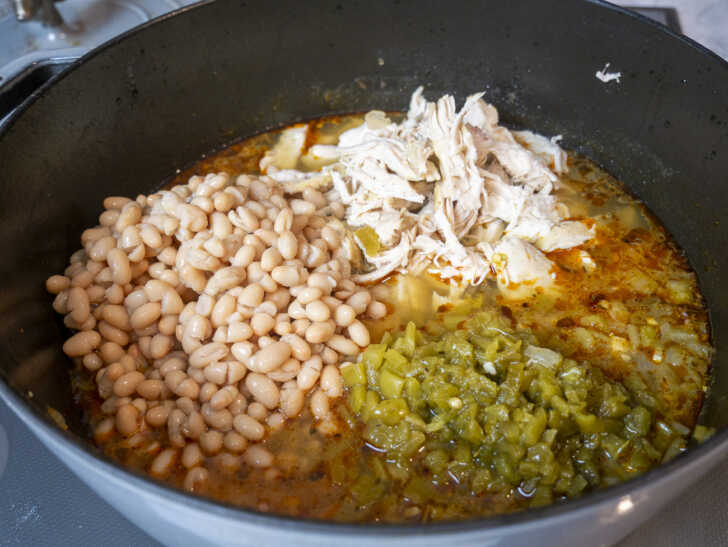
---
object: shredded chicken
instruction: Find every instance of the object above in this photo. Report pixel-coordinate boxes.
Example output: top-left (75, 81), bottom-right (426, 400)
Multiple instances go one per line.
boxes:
top-left (260, 88), bottom-right (594, 289)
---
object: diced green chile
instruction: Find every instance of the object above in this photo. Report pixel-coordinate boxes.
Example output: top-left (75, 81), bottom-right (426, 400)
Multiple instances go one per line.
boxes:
top-left (345, 310), bottom-right (693, 508)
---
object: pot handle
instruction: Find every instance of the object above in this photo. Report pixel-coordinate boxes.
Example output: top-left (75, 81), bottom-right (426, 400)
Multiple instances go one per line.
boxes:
top-left (0, 59), bottom-right (72, 128)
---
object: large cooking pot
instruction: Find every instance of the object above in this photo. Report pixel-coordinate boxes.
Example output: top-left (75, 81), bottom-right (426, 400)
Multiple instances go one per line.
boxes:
top-left (1, 1), bottom-right (727, 545)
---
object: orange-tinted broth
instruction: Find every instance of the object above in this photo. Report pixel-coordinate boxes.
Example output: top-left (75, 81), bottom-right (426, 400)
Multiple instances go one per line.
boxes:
top-left (74, 116), bottom-right (710, 522)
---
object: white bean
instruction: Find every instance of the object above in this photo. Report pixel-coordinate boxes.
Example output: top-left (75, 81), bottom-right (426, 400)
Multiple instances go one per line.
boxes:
top-left (273, 208), bottom-right (293, 234)
top-left (347, 320), bottom-right (371, 347)
top-left (326, 335), bottom-right (359, 356)
top-left (243, 445), bottom-right (273, 468)
top-left (130, 302), bottom-right (161, 329)
top-left (297, 356), bottom-right (322, 391)
top-left (231, 341), bottom-right (256, 364)
top-left (245, 373), bottom-right (280, 409)
top-left (305, 321), bottom-right (335, 344)
top-left (310, 389), bottom-right (330, 420)
top-left (150, 448), bottom-right (177, 477)
top-left (248, 341), bottom-right (291, 373)
top-left (231, 245), bottom-right (256, 268)
top-left (347, 291), bottom-right (372, 314)
top-left (277, 231), bottom-right (298, 260)
top-left (334, 304), bottom-right (356, 327)
top-left (189, 342), bottom-right (229, 368)
top-left (210, 385), bottom-right (238, 410)
top-left (107, 248), bottom-right (132, 285)
top-left (227, 321), bottom-right (253, 342)
top-left (233, 414), bottom-right (265, 441)
top-left (260, 247), bottom-right (283, 272)
top-left (239, 283), bottom-right (264, 307)
top-left (68, 287), bottom-right (91, 324)
top-left (271, 265), bottom-right (300, 287)
top-left (63, 331), bottom-right (101, 357)
top-left (46, 275), bottom-right (70, 294)
top-left (305, 300), bottom-right (330, 322)
top-left (281, 334), bottom-right (311, 361)
top-left (320, 365), bottom-right (343, 398)
top-left (251, 313), bottom-right (275, 336)
top-left (280, 387), bottom-right (304, 418)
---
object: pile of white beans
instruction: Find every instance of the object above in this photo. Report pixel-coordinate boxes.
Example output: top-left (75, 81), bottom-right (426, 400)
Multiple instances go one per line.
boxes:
top-left (45, 172), bottom-right (387, 491)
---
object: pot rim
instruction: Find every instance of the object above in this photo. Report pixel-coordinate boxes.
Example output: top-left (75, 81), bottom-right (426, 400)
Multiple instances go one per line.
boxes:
top-left (1, 0), bottom-right (727, 536)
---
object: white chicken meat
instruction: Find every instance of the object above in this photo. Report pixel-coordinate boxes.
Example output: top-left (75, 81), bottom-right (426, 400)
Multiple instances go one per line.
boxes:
top-left (260, 87), bottom-right (594, 290)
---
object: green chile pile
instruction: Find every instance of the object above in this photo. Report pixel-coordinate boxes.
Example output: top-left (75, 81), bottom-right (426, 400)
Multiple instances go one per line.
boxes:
top-left (46, 172), bottom-right (388, 490)
top-left (341, 298), bottom-right (696, 508)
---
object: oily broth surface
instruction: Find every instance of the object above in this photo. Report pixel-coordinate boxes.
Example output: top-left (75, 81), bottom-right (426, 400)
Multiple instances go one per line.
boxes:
top-left (166, 115), bottom-right (365, 188)
top-left (519, 157), bottom-right (709, 427)
top-left (75, 116), bottom-right (711, 522)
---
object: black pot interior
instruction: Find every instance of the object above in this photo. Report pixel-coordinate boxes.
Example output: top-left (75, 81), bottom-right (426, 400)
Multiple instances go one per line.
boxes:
top-left (0, 0), bottom-right (727, 482)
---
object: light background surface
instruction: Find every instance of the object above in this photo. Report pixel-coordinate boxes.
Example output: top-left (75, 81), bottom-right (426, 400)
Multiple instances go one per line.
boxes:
top-left (1, 1), bottom-right (726, 545)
